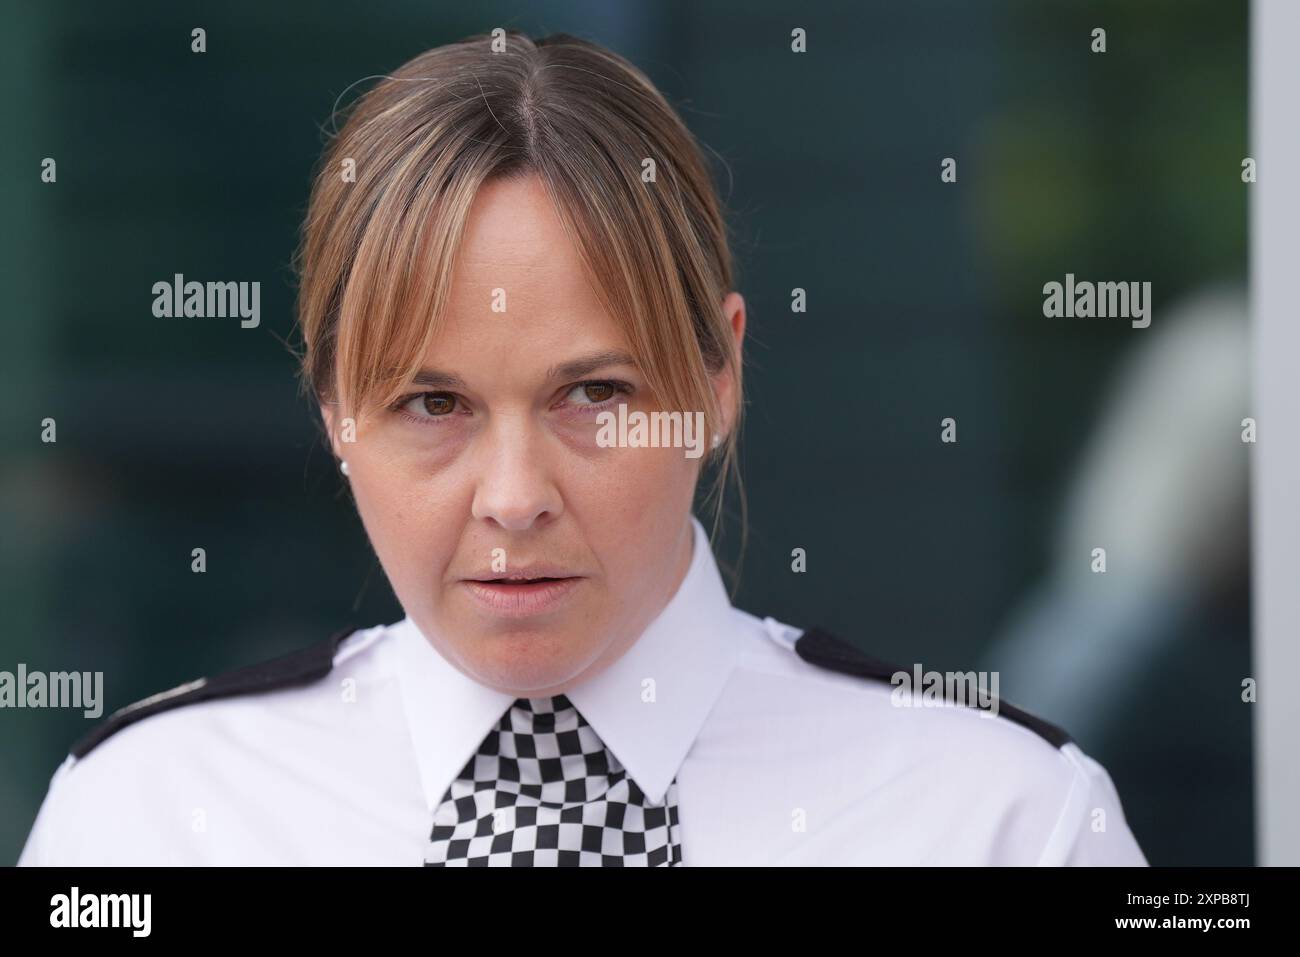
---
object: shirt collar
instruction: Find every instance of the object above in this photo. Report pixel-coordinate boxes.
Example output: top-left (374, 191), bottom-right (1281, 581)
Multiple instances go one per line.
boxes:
top-left (391, 514), bottom-right (740, 811)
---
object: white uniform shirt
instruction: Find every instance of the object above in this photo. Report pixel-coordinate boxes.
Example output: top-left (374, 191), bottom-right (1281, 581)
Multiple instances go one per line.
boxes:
top-left (18, 516), bottom-right (1147, 866)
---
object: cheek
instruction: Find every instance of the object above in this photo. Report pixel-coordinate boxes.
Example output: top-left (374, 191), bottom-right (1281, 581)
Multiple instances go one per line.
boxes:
top-left (569, 447), bottom-right (698, 562)
top-left (347, 459), bottom-right (466, 575)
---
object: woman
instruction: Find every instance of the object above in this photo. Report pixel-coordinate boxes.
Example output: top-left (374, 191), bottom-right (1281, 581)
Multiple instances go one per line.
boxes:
top-left (19, 31), bottom-right (1145, 866)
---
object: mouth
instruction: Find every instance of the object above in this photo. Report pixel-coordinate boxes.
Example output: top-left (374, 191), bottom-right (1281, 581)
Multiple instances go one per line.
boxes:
top-left (459, 575), bottom-right (584, 618)
top-left (473, 576), bottom-right (571, 585)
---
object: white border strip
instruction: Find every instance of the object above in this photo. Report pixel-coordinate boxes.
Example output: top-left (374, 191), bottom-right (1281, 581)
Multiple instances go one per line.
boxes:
top-left (1252, 0), bottom-right (1300, 867)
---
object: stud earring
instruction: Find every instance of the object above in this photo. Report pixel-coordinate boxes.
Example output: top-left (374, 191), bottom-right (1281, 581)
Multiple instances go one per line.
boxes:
top-left (339, 460), bottom-right (350, 477)
top-left (711, 432), bottom-right (722, 449)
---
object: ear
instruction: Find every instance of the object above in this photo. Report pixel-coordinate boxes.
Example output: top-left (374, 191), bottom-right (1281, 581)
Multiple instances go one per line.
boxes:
top-left (711, 291), bottom-right (747, 439)
top-left (319, 401), bottom-right (344, 460)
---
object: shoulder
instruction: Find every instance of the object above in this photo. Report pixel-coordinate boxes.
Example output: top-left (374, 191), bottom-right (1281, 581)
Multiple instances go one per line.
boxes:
top-left (712, 611), bottom-right (1147, 865)
top-left (67, 624), bottom-right (386, 761)
top-left (18, 623), bottom-right (398, 865)
top-left (720, 610), bottom-right (1074, 768)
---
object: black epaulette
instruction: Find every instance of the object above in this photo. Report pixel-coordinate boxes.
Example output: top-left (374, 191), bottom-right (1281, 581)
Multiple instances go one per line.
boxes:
top-left (794, 626), bottom-right (1073, 749)
top-left (70, 627), bottom-right (357, 760)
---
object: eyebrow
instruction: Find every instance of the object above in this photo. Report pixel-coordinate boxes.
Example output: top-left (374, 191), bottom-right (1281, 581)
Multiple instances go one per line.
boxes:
top-left (410, 350), bottom-right (637, 390)
top-left (547, 350), bottom-right (638, 382)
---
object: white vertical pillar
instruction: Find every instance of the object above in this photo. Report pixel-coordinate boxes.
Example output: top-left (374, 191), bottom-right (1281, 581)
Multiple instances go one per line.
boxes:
top-left (1252, 0), bottom-right (1300, 867)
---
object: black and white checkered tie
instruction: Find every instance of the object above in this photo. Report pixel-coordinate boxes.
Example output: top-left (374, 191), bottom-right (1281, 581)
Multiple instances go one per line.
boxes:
top-left (424, 693), bottom-right (683, 866)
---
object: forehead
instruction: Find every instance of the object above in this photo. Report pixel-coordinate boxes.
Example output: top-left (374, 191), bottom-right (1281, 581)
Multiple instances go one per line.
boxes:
top-left (430, 175), bottom-right (631, 366)
top-left (456, 175), bottom-right (570, 267)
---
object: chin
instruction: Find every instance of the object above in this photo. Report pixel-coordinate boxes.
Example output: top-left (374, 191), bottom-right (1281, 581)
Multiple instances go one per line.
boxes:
top-left (461, 625), bottom-right (597, 694)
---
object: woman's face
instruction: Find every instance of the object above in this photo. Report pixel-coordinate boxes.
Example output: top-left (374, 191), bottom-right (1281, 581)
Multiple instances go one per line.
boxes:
top-left (327, 174), bottom-right (743, 696)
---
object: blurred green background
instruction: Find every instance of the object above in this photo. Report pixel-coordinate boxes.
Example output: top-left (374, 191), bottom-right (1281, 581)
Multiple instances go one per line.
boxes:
top-left (1, 0), bottom-right (1250, 865)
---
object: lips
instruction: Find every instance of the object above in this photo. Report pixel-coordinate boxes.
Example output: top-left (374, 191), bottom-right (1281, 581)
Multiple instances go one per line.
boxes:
top-left (471, 574), bottom-right (570, 584)
top-left (460, 576), bottom-right (583, 618)
top-left (463, 563), bottom-right (578, 583)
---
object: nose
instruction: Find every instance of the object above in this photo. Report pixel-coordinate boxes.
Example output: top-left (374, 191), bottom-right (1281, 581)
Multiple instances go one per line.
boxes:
top-left (470, 417), bottom-right (563, 531)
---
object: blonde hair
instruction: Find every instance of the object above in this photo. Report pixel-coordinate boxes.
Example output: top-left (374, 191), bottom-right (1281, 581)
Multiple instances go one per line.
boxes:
top-left (294, 30), bottom-right (744, 536)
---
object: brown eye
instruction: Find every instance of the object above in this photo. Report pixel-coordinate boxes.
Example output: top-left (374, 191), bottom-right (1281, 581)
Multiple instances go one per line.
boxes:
top-left (422, 393), bottom-right (456, 415)
top-left (581, 382), bottom-right (615, 403)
